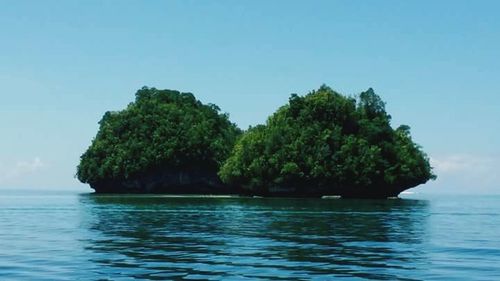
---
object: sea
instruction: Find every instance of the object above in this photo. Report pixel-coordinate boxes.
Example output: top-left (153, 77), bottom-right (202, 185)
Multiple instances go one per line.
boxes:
top-left (0, 190), bottom-right (499, 280)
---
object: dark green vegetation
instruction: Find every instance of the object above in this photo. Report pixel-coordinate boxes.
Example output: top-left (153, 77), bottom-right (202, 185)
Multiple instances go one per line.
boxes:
top-left (219, 85), bottom-right (435, 198)
top-left (77, 87), bottom-right (241, 193)
top-left (77, 85), bottom-right (435, 197)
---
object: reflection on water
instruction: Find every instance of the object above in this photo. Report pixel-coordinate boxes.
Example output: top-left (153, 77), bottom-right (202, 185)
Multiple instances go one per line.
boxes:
top-left (79, 195), bottom-right (429, 280)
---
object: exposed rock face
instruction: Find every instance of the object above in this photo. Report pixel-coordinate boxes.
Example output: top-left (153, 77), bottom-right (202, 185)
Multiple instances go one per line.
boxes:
top-left (242, 185), bottom-right (410, 198)
top-left (91, 170), bottom-right (410, 198)
top-left (90, 169), bottom-right (237, 195)
top-left (334, 186), bottom-right (409, 199)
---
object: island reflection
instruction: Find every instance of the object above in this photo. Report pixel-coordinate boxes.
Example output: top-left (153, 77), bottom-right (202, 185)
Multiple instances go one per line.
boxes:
top-left (78, 195), bottom-right (429, 280)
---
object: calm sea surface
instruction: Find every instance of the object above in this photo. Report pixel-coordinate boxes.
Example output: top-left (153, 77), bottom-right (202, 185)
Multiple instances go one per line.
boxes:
top-left (0, 191), bottom-right (499, 280)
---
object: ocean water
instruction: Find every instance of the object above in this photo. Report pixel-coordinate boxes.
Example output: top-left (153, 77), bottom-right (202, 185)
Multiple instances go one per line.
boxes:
top-left (0, 191), bottom-right (499, 280)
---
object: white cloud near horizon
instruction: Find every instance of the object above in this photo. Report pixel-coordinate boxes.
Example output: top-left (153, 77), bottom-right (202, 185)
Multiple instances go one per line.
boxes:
top-left (425, 154), bottom-right (500, 194)
top-left (0, 157), bottom-right (47, 184)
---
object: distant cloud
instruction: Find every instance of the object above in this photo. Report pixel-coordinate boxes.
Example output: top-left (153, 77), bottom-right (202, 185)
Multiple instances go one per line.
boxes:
top-left (16, 157), bottom-right (45, 171)
top-left (431, 154), bottom-right (495, 174)
top-left (0, 157), bottom-right (46, 184)
top-left (426, 154), bottom-right (500, 194)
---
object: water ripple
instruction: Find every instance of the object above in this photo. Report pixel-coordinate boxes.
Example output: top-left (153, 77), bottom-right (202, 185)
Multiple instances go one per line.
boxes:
top-left (1, 193), bottom-right (499, 280)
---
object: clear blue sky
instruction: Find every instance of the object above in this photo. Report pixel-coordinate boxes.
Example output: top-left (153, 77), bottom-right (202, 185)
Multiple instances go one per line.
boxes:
top-left (0, 0), bottom-right (498, 193)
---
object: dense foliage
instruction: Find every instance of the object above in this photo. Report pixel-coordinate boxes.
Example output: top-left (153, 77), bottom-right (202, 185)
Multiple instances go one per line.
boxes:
top-left (77, 87), bottom-right (241, 184)
top-left (219, 85), bottom-right (435, 195)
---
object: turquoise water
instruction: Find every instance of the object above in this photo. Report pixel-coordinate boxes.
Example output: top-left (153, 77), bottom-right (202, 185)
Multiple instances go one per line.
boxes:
top-left (0, 192), bottom-right (499, 280)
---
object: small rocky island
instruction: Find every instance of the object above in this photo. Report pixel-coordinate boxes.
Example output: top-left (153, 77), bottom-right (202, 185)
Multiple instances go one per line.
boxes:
top-left (77, 85), bottom-right (435, 198)
top-left (77, 87), bottom-right (242, 194)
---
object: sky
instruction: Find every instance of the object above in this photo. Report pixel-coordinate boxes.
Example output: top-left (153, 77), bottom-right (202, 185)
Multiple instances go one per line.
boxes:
top-left (0, 0), bottom-right (499, 194)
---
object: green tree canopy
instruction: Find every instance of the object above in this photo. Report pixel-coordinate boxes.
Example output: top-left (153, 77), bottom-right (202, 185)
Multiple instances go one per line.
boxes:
top-left (77, 87), bottom-right (241, 185)
top-left (219, 85), bottom-right (435, 197)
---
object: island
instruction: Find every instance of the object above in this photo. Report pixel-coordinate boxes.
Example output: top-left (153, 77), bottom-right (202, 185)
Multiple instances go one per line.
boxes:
top-left (77, 87), bottom-right (242, 194)
top-left (219, 85), bottom-right (436, 198)
top-left (77, 85), bottom-right (435, 198)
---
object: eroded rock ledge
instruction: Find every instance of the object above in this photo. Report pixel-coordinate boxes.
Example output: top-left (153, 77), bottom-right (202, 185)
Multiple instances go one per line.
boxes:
top-left (90, 169), bottom-right (411, 198)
